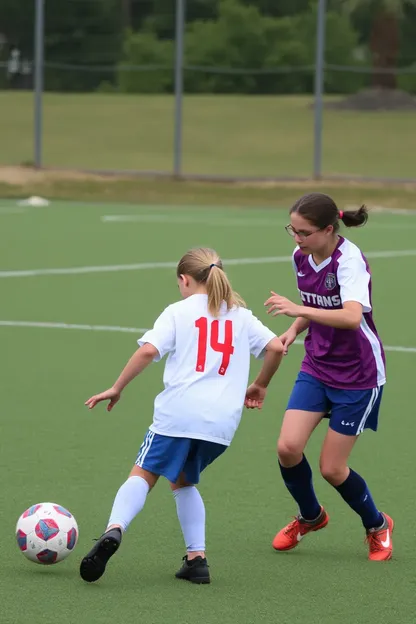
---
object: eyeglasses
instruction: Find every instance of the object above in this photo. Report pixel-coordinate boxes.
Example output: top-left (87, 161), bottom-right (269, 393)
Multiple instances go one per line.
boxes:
top-left (285, 224), bottom-right (322, 240)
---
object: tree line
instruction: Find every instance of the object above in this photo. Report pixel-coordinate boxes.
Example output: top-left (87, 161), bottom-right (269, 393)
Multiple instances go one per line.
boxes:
top-left (1, 0), bottom-right (416, 94)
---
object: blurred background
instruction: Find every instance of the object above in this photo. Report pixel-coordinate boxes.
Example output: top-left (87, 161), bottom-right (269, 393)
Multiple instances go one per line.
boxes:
top-left (1, 0), bottom-right (416, 181)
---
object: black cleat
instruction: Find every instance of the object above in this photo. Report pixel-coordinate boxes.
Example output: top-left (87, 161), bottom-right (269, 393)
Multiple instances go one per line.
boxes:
top-left (175, 555), bottom-right (210, 584)
top-left (80, 528), bottom-right (122, 583)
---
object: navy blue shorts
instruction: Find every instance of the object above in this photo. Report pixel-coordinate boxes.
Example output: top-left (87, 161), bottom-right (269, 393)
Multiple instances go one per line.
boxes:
top-left (135, 430), bottom-right (227, 484)
top-left (287, 372), bottom-right (384, 436)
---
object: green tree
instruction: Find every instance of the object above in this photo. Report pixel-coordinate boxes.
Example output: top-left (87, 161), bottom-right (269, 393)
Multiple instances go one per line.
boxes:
top-left (184, 0), bottom-right (312, 93)
top-left (342, 0), bottom-right (416, 88)
top-left (184, 0), bottom-right (362, 94)
top-left (43, 0), bottom-right (123, 91)
top-left (117, 30), bottom-right (173, 93)
top-left (239, 0), bottom-right (311, 17)
top-left (143, 0), bottom-right (220, 39)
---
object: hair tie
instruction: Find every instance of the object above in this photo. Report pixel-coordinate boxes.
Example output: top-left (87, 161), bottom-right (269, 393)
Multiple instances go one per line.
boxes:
top-left (339, 211), bottom-right (344, 219)
top-left (209, 263), bottom-right (217, 269)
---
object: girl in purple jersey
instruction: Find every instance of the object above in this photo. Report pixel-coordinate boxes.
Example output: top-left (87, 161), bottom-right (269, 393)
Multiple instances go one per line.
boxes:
top-left (265, 193), bottom-right (393, 561)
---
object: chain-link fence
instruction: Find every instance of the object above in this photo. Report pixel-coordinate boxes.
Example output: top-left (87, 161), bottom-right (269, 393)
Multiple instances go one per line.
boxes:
top-left (1, 0), bottom-right (416, 181)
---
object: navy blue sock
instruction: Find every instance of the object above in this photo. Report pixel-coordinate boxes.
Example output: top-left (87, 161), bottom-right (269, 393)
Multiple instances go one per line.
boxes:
top-left (334, 469), bottom-right (383, 530)
top-left (279, 455), bottom-right (321, 521)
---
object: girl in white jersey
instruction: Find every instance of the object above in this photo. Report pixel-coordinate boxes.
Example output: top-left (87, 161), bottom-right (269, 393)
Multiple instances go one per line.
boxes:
top-left (80, 247), bottom-right (283, 585)
top-left (264, 193), bottom-right (393, 562)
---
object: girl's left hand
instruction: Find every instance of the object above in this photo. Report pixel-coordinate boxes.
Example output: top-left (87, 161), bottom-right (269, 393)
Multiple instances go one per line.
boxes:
top-left (85, 387), bottom-right (121, 411)
top-left (264, 291), bottom-right (302, 318)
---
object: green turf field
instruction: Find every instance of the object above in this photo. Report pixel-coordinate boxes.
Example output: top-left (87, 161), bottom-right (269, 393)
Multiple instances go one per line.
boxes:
top-left (1, 92), bottom-right (416, 179)
top-left (1, 198), bottom-right (416, 624)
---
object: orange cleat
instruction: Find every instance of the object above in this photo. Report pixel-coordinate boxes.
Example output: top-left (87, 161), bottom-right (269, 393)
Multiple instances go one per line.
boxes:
top-left (366, 513), bottom-right (394, 561)
top-left (272, 507), bottom-right (329, 551)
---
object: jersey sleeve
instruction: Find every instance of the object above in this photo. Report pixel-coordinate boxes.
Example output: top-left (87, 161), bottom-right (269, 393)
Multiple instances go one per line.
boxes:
top-left (137, 306), bottom-right (176, 362)
top-left (337, 256), bottom-right (371, 313)
top-left (247, 312), bottom-right (277, 359)
top-left (292, 248), bottom-right (299, 276)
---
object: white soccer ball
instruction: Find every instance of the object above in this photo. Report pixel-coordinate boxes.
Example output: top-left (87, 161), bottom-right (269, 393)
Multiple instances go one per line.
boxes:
top-left (16, 502), bottom-right (79, 564)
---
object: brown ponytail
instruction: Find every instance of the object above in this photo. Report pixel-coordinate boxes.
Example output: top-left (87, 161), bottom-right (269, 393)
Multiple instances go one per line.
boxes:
top-left (290, 193), bottom-right (369, 232)
top-left (177, 247), bottom-right (246, 317)
top-left (340, 205), bottom-right (369, 228)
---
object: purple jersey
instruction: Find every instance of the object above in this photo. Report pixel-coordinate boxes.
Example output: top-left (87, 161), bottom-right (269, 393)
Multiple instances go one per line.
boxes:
top-left (292, 237), bottom-right (386, 390)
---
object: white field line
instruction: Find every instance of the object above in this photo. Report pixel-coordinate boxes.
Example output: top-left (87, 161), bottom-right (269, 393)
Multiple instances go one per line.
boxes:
top-left (1, 206), bottom-right (413, 228)
top-left (1, 199), bottom-right (415, 217)
top-left (101, 214), bottom-right (416, 229)
top-left (0, 319), bottom-right (414, 354)
top-left (0, 320), bottom-right (146, 333)
top-left (1, 248), bottom-right (416, 279)
top-left (101, 214), bottom-right (286, 227)
top-left (371, 223), bottom-right (416, 229)
top-left (352, 206), bottom-right (416, 216)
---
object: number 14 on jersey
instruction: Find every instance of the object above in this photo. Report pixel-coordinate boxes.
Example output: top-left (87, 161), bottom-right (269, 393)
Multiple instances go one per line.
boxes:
top-left (195, 317), bottom-right (234, 375)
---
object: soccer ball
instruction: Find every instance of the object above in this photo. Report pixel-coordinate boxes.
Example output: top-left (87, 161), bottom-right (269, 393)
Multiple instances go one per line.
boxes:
top-left (16, 502), bottom-right (79, 565)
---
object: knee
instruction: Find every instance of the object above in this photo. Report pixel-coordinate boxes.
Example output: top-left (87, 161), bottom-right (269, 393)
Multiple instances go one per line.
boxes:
top-left (319, 458), bottom-right (347, 485)
top-left (170, 474), bottom-right (194, 491)
top-left (277, 437), bottom-right (304, 465)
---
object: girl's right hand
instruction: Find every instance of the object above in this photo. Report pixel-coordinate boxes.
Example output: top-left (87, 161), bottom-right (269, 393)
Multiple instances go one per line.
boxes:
top-left (279, 328), bottom-right (297, 355)
top-left (244, 383), bottom-right (267, 410)
top-left (85, 387), bottom-right (121, 411)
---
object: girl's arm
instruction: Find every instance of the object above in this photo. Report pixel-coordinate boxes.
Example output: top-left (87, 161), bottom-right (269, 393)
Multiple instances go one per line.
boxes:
top-left (252, 337), bottom-right (284, 389)
top-left (297, 301), bottom-right (362, 330)
top-left (288, 317), bottom-right (310, 335)
top-left (112, 343), bottom-right (158, 393)
top-left (245, 337), bottom-right (284, 410)
top-left (85, 343), bottom-right (159, 411)
top-left (265, 291), bottom-right (362, 331)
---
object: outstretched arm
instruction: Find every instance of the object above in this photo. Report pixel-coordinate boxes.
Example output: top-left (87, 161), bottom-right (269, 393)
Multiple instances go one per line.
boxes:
top-left (297, 301), bottom-right (362, 330)
top-left (85, 343), bottom-right (159, 411)
top-left (265, 291), bottom-right (362, 331)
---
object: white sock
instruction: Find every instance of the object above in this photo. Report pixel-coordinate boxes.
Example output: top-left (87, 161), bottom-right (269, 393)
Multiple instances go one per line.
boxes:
top-left (107, 476), bottom-right (150, 532)
top-left (173, 486), bottom-right (206, 552)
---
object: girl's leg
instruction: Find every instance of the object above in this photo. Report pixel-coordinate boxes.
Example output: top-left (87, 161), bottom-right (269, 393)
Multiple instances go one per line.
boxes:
top-left (170, 473), bottom-right (206, 561)
top-left (320, 386), bottom-right (393, 561)
top-left (319, 429), bottom-right (383, 529)
top-left (277, 409), bottom-right (325, 520)
top-left (273, 409), bottom-right (329, 551)
top-left (108, 429), bottom-right (192, 533)
top-left (277, 372), bottom-right (329, 522)
top-left (80, 427), bottom-right (165, 584)
top-left (170, 441), bottom-right (225, 584)
top-left (80, 466), bottom-right (159, 583)
top-left (107, 465), bottom-right (159, 532)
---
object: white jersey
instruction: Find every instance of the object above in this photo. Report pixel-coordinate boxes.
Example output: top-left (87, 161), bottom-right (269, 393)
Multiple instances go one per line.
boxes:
top-left (138, 294), bottom-right (276, 446)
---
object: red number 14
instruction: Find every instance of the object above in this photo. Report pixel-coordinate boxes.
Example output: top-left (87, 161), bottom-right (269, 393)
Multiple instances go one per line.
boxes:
top-left (195, 317), bottom-right (234, 376)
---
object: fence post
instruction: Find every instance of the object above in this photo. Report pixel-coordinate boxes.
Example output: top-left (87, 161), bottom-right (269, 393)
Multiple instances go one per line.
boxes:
top-left (34, 0), bottom-right (45, 169)
top-left (313, 0), bottom-right (326, 180)
top-left (173, 0), bottom-right (185, 178)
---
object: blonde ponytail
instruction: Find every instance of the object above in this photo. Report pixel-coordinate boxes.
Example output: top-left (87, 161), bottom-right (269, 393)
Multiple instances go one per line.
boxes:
top-left (176, 247), bottom-right (246, 317)
top-left (206, 264), bottom-right (246, 317)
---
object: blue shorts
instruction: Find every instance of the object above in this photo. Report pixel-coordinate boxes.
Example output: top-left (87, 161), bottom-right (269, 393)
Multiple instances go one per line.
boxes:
top-left (287, 372), bottom-right (384, 436)
top-left (135, 430), bottom-right (227, 484)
